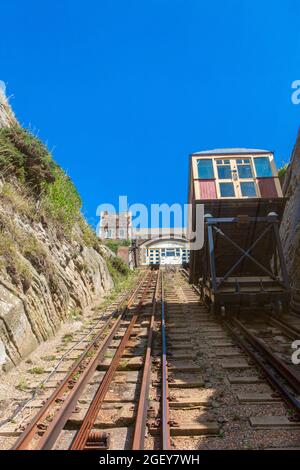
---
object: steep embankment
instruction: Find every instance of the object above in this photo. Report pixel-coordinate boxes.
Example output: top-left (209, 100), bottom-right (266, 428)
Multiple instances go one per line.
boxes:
top-left (0, 91), bottom-right (114, 370)
top-left (280, 129), bottom-right (300, 314)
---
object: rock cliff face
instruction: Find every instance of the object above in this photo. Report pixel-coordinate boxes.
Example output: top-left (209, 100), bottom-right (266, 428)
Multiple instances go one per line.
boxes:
top-left (0, 210), bottom-right (113, 370)
top-left (0, 91), bottom-right (113, 370)
top-left (280, 129), bottom-right (300, 314)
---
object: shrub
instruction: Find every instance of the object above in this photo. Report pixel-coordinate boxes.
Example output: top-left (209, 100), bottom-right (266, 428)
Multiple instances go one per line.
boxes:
top-left (0, 126), bottom-right (56, 193)
top-left (78, 218), bottom-right (99, 247)
top-left (0, 126), bottom-right (83, 234)
top-left (104, 239), bottom-right (131, 254)
top-left (110, 256), bottom-right (129, 276)
top-left (278, 164), bottom-right (288, 178)
top-left (40, 168), bottom-right (82, 229)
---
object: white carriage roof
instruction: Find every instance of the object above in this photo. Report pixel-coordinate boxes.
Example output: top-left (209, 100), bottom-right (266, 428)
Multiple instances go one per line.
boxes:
top-left (193, 148), bottom-right (271, 155)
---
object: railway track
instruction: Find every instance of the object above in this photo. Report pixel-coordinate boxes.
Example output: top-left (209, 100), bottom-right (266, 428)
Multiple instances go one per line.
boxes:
top-left (4, 267), bottom-right (300, 450)
top-left (180, 268), bottom-right (300, 448)
top-left (10, 268), bottom-right (222, 450)
top-left (222, 314), bottom-right (300, 416)
top-left (12, 270), bottom-right (152, 450)
top-left (11, 269), bottom-right (174, 450)
top-left (68, 271), bottom-right (157, 450)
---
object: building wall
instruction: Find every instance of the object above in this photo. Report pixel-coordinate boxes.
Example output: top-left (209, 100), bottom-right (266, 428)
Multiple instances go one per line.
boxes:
top-left (99, 212), bottom-right (132, 239)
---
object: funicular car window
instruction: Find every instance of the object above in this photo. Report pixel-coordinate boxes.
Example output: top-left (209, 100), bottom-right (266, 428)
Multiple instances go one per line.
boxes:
top-left (217, 161), bottom-right (232, 179)
top-left (240, 182), bottom-right (256, 197)
top-left (197, 159), bottom-right (214, 179)
top-left (237, 160), bottom-right (253, 179)
top-left (219, 182), bottom-right (235, 197)
top-left (254, 157), bottom-right (272, 177)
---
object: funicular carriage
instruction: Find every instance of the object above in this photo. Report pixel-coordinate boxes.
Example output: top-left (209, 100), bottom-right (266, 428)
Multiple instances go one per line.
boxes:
top-left (188, 149), bottom-right (290, 315)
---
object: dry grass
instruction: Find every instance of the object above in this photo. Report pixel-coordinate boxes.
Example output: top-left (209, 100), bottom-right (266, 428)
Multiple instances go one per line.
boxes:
top-left (0, 90), bottom-right (17, 128)
top-left (0, 181), bottom-right (36, 218)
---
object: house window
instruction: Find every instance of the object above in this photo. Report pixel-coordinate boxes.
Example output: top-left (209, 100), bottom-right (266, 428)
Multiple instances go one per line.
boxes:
top-left (219, 182), bottom-right (235, 197)
top-left (240, 182), bottom-right (256, 197)
top-left (197, 159), bottom-right (214, 179)
top-left (254, 157), bottom-right (272, 177)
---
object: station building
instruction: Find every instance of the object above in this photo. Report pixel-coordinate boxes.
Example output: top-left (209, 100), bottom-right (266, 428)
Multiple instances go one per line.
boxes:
top-left (133, 229), bottom-right (190, 267)
top-left (98, 212), bottom-right (190, 267)
top-left (98, 211), bottom-right (132, 240)
top-left (142, 238), bottom-right (189, 266)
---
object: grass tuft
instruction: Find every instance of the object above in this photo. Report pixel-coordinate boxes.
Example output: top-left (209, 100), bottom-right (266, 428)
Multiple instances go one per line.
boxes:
top-left (16, 379), bottom-right (29, 391)
top-left (27, 366), bottom-right (45, 375)
top-left (62, 333), bottom-right (74, 344)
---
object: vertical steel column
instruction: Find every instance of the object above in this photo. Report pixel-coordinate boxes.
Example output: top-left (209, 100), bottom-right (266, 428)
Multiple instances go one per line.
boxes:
top-left (207, 222), bottom-right (217, 292)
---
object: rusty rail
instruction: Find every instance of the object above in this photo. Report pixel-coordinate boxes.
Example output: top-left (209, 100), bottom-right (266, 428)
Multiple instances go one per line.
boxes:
top-left (13, 271), bottom-right (149, 450)
top-left (70, 272), bottom-right (155, 450)
top-left (264, 314), bottom-right (300, 340)
top-left (160, 271), bottom-right (171, 450)
top-left (232, 317), bottom-right (300, 395)
top-left (132, 270), bottom-right (160, 449)
top-left (224, 318), bottom-right (300, 415)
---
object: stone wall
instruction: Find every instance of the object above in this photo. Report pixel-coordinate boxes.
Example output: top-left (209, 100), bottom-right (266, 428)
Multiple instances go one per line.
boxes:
top-left (280, 129), bottom-right (300, 314)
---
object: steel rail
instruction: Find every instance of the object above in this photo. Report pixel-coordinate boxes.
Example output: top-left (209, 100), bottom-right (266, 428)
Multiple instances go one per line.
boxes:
top-left (231, 317), bottom-right (300, 395)
top-left (132, 270), bottom-right (160, 449)
top-left (181, 271), bottom-right (300, 417)
top-left (13, 271), bottom-right (148, 450)
top-left (180, 268), bottom-right (189, 280)
top-left (223, 319), bottom-right (300, 415)
top-left (264, 314), bottom-right (300, 341)
top-left (160, 271), bottom-right (171, 450)
top-left (70, 272), bottom-right (155, 450)
top-left (180, 269), bottom-right (201, 298)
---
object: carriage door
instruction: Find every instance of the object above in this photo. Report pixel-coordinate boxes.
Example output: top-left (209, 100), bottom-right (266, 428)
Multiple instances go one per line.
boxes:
top-left (234, 158), bottom-right (257, 197)
top-left (216, 158), bottom-right (257, 198)
top-left (216, 159), bottom-right (237, 197)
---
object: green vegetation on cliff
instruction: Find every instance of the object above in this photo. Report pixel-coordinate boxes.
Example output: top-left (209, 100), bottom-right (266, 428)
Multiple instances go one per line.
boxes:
top-left (0, 126), bottom-right (82, 230)
top-left (278, 164), bottom-right (288, 179)
top-left (103, 239), bottom-right (131, 254)
top-left (0, 125), bottom-right (130, 288)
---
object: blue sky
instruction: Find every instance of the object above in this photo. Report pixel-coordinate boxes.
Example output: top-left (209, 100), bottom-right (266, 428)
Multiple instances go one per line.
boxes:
top-left (1, 1), bottom-right (300, 227)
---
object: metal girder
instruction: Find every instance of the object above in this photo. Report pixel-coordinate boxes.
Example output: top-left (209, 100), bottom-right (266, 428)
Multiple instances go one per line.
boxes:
top-left (213, 224), bottom-right (276, 285)
top-left (204, 213), bottom-right (290, 302)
